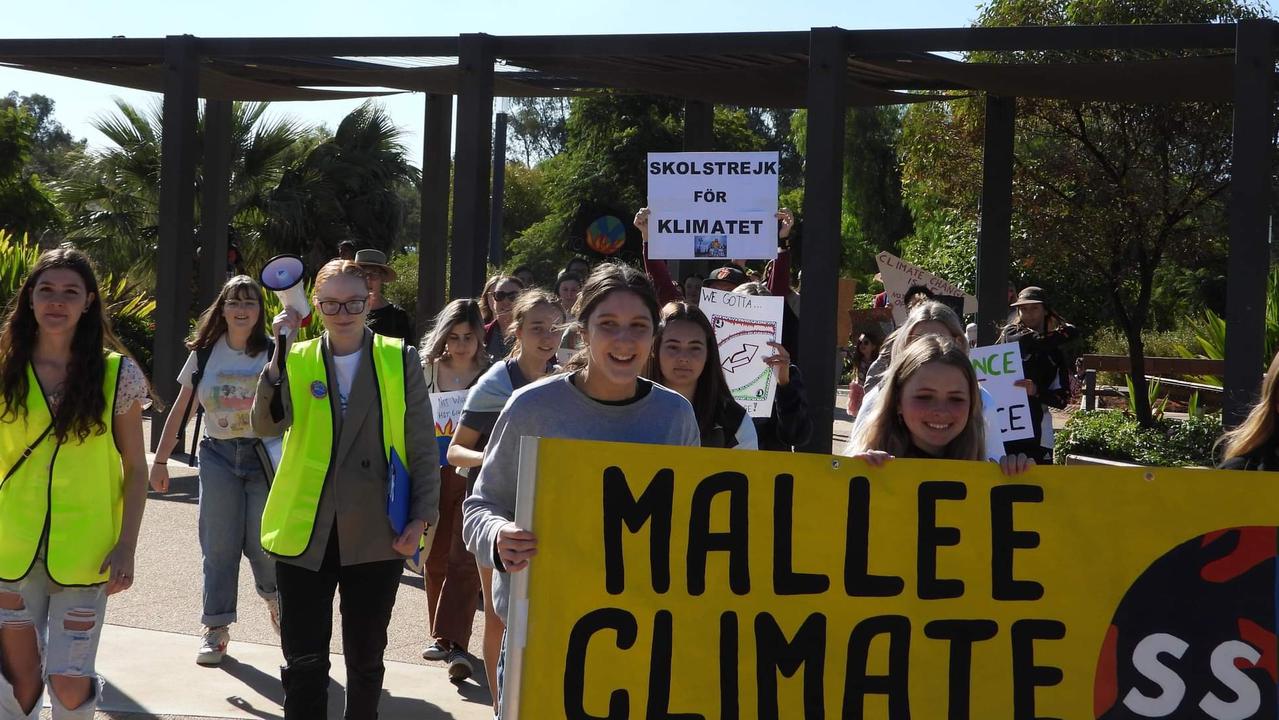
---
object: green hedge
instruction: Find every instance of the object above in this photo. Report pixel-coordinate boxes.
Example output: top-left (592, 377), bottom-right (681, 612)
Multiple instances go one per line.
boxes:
top-left (1053, 410), bottom-right (1222, 467)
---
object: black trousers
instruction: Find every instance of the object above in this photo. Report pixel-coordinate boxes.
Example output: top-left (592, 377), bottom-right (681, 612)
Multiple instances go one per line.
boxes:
top-left (276, 526), bottom-right (403, 720)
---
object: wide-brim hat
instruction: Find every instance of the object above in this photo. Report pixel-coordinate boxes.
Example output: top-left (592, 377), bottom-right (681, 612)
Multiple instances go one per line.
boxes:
top-left (1010, 286), bottom-right (1046, 307)
top-left (354, 249), bottom-right (397, 282)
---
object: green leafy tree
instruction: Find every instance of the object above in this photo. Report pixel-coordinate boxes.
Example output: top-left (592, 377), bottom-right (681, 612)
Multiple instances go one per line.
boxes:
top-left (0, 104), bottom-right (63, 240)
top-left (507, 98), bottom-right (569, 167)
top-left (264, 101), bottom-right (420, 268)
top-left (1, 92), bottom-right (85, 181)
top-left (899, 0), bottom-right (1269, 427)
top-left (58, 99), bottom-right (305, 279)
top-left (794, 106), bottom-right (913, 280)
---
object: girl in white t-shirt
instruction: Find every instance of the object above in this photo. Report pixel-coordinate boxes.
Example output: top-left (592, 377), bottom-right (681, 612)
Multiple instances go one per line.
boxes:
top-left (149, 275), bottom-right (280, 667)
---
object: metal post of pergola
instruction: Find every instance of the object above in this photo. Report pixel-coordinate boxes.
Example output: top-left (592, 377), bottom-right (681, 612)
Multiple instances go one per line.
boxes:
top-left (1224, 18), bottom-right (1276, 426)
top-left (197, 99), bottom-right (233, 310)
top-left (450, 33), bottom-right (495, 300)
top-left (975, 95), bottom-right (1016, 346)
top-left (152, 34), bottom-right (199, 450)
top-left (798, 27), bottom-right (847, 454)
top-left (416, 92), bottom-right (453, 339)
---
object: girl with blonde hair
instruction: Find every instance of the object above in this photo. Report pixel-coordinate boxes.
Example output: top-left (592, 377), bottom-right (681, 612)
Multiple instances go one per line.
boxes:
top-left (1218, 350), bottom-right (1279, 469)
top-left (846, 335), bottom-right (1031, 475)
top-left (849, 301), bottom-right (1005, 461)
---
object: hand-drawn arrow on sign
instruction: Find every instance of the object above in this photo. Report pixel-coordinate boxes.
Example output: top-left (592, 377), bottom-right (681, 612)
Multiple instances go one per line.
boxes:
top-left (723, 343), bottom-right (759, 373)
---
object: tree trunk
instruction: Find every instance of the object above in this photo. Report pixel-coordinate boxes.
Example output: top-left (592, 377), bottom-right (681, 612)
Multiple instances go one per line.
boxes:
top-left (1123, 325), bottom-right (1153, 427)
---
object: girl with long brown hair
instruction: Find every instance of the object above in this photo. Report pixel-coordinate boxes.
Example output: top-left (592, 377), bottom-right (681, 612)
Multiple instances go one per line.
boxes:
top-left (463, 263), bottom-right (700, 715)
top-left (416, 298), bottom-right (489, 682)
top-left (149, 275), bottom-right (279, 666)
top-left (0, 248), bottom-right (149, 719)
top-left (649, 301), bottom-right (756, 449)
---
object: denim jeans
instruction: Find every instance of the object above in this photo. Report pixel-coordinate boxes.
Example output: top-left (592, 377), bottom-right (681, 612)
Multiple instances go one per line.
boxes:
top-left (276, 527), bottom-right (403, 720)
top-left (198, 436), bottom-right (277, 626)
top-left (0, 550), bottom-right (108, 720)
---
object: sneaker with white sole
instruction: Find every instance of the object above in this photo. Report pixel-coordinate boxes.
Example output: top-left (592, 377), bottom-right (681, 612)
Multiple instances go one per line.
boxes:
top-left (421, 640), bottom-right (449, 661)
top-left (265, 596), bottom-right (281, 636)
top-left (446, 647), bottom-right (473, 681)
top-left (197, 625), bottom-right (230, 666)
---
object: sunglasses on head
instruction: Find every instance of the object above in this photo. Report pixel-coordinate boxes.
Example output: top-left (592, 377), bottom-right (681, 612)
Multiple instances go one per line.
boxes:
top-left (493, 290), bottom-right (520, 302)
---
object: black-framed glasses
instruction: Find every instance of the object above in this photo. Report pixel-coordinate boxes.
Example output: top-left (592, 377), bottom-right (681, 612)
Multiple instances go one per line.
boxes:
top-left (316, 299), bottom-right (367, 316)
top-left (493, 290), bottom-right (520, 302)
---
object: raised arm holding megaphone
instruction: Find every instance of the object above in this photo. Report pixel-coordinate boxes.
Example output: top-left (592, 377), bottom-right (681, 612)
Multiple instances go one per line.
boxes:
top-left (260, 254), bottom-right (310, 382)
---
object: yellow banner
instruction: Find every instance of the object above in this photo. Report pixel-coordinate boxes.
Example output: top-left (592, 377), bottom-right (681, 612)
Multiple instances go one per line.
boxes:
top-left (505, 439), bottom-right (1279, 720)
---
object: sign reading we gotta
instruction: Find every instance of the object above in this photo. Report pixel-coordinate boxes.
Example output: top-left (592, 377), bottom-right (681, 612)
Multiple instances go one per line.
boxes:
top-left (505, 439), bottom-right (1279, 720)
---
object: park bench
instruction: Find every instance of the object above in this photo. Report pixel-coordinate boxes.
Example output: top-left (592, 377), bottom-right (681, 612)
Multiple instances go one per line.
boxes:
top-left (1079, 355), bottom-right (1224, 411)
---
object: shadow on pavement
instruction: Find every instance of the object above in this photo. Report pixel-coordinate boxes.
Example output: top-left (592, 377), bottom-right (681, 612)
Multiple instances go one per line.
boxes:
top-left (219, 655), bottom-right (286, 718)
top-left (147, 473), bottom-right (200, 505)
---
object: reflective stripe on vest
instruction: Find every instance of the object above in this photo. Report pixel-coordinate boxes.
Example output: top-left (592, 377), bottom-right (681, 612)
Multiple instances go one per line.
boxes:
top-left (260, 335), bottom-right (406, 557)
top-left (0, 353), bottom-right (123, 585)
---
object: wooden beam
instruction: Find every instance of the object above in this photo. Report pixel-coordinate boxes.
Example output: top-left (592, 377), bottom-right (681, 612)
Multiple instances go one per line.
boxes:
top-left (417, 93), bottom-right (453, 339)
top-left (197, 99), bottom-right (233, 310)
top-left (975, 95), bottom-right (1015, 345)
top-left (449, 33), bottom-right (495, 299)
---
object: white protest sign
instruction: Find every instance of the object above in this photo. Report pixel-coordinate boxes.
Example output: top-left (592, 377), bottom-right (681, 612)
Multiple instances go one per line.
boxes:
top-left (647, 151), bottom-right (779, 260)
top-left (969, 342), bottom-right (1035, 442)
top-left (875, 250), bottom-right (977, 324)
top-left (430, 390), bottom-right (468, 466)
top-left (699, 286), bottom-right (784, 418)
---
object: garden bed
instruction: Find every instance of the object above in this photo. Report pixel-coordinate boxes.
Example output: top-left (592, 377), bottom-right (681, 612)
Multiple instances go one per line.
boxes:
top-left (1052, 409), bottom-right (1221, 467)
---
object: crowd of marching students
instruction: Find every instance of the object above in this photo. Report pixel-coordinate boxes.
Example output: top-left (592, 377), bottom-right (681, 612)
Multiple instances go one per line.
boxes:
top-left (4, 210), bottom-right (1279, 720)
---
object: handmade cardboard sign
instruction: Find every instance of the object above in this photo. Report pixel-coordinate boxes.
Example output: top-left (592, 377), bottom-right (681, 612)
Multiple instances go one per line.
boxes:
top-left (429, 390), bottom-right (468, 466)
top-left (647, 151), bottom-right (779, 259)
top-left (875, 250), bottom-right (977, 324)
top-left (699, 286), bottom-right (784, 417)
top-left (970, 341), bottom-right (1035, 442)
top-left (502, 438), bottom-right (1279, 720)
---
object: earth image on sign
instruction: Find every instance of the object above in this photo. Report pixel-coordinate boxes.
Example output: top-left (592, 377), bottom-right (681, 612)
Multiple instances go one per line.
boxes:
top-left (1094, 526), bottom-right (1277, 720)
top-left (712, 314), bottom-right (777, 401)
top-left (585, 215), bottom-right (626, 255)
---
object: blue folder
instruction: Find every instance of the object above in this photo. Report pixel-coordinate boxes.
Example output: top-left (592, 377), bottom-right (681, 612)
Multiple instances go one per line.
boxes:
top-left (386, 446), bottom-right (411, 534)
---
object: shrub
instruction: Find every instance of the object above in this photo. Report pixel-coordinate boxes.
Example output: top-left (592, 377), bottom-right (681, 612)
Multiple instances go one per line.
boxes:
top-left (1053, 409), bottom-right (1222, 467)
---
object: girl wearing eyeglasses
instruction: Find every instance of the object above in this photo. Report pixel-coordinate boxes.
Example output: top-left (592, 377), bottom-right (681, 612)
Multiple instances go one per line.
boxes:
top-left (480, 275), bottom-right (526, 362)
top-left (148, 275), bottom-right (281, 668)
top-left (252, 260), bottom-right (440, 720)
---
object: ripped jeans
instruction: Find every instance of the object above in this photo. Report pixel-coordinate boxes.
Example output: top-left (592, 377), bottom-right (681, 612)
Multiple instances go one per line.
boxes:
top-left (0, 556), bottom-right (107, 720)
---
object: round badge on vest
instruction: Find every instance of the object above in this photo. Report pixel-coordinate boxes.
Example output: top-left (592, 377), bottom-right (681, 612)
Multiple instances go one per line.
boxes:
top-left (310, 380), bottom-right (328, 399)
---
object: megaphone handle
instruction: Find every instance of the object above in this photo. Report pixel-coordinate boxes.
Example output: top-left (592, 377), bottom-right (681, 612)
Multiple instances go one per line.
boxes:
top-left (276, 332), bottom-right (289, 375)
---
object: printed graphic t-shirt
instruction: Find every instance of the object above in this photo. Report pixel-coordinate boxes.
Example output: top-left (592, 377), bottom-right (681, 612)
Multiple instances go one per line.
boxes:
top-left (331, 349), bottom-right (363, 416)
top-left (177, 338), bottom-right (270, 439)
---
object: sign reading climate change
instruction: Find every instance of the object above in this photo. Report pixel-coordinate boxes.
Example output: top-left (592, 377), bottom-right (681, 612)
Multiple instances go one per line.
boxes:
top-left (647, 151), bottom-right (779, 260)
top-left (503, 438), bottom-right (1279, 720)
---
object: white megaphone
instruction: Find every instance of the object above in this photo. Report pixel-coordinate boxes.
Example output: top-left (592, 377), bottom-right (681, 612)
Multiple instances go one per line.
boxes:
top-left (260, 255), bottom-right (310, 351)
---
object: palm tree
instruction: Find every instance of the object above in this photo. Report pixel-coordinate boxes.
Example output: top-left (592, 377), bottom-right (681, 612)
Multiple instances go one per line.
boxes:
top-left (57, 99), bottom-right (307, 280)
top-left (264, 101), bottom-right (421, 269)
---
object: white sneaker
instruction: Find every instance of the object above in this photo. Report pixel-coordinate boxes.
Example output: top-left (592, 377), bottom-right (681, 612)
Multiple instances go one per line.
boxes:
top-left (421, 640), bottom-right (449, 661)
top-left (197, 625), bottom-right (230, 666)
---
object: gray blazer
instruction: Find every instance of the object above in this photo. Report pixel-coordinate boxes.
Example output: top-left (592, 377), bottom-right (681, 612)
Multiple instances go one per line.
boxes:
top-left (251, 330), bottom-right (440, 571)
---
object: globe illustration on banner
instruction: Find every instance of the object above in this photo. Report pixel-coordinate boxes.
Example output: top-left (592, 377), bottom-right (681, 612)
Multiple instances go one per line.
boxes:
top-left (585, 215), bottom-right (626, 255)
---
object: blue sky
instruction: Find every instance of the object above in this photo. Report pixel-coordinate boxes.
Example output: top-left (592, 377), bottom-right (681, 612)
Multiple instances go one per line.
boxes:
top-left (0, 0), bottom-right (1215, 164)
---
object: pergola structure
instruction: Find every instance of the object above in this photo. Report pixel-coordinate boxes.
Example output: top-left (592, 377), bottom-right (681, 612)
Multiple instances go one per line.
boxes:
top-left (0, 23), bottom-right (1274, 454)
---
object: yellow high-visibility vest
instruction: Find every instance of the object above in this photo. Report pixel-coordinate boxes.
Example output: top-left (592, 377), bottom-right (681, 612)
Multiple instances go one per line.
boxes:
top-left (0, 353), bottom-right (123, 586)
top-left (260, 334), bottom-right (406, 557)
